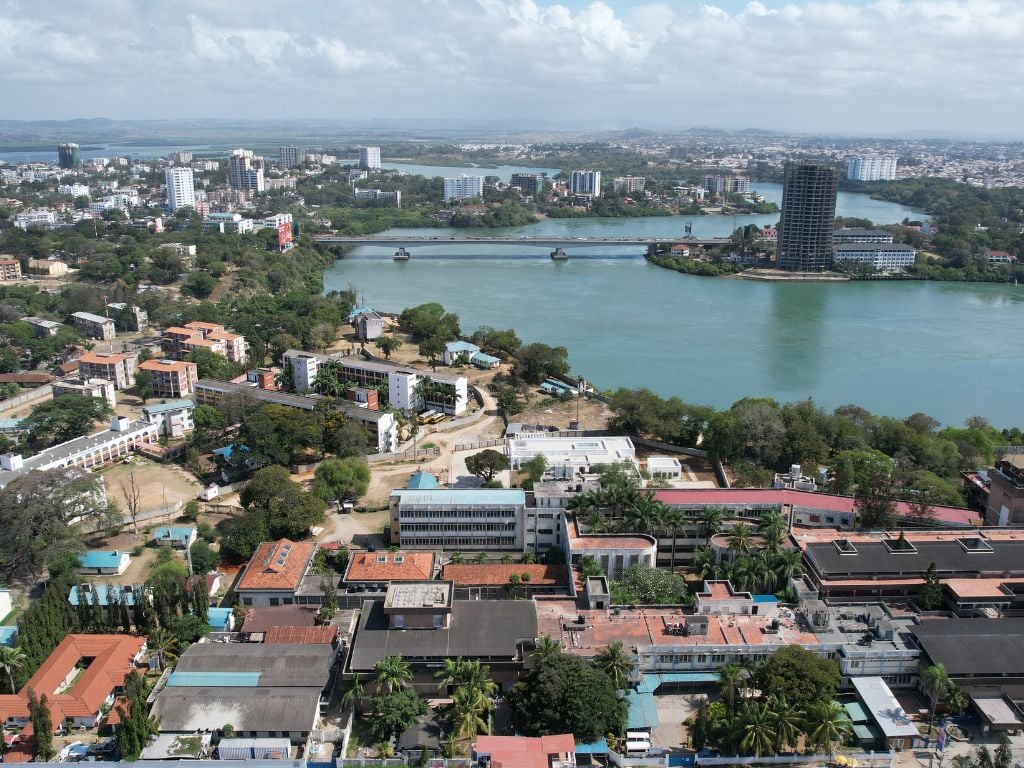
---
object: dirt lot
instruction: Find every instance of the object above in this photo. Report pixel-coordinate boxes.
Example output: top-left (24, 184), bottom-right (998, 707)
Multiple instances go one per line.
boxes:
top-left (517, 390), bottom-right (612, 431)
top-left (100, 457), bottom-right (202, 513)
top-left (652, 692), bottom-right (708, 750)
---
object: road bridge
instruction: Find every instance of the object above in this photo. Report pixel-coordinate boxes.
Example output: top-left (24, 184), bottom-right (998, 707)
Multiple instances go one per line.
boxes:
top-left (313, 235), bottom-right (731, 248)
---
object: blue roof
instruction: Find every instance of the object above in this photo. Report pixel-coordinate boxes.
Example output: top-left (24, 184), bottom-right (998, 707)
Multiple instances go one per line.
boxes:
top-left (0, 627), bottom-right (17, 647)
top-left (625, 689), bottom-right (660, 730)
top-left (78, 550), bottom-right (129, 569)
top-left (445, 341), bottom-right (479, 353)
top-left (575, 740), bottom-right (609, 754)
top-left (143, 399), bottom-right (195, 414)
top-left (68, 584), bottom-right (138, 606)
top-left (348, 305), bottom-right (375, 321)
top-left (167, 671), bottom-right (260, 687)
top-left (407, 470), bottom-right (440, 490)
top-left (471, 352), bottom-right (500, 365)
top-left (752, 594), bottom-right (779, 603)
top-left (0, 418), bottom-right (24, 429)
top-left (208, 607), bottom-right (233, 631)
top-left (393, 488), bottom-right (526, 505)
top-left (154, 526), bottom-right (196, 543)
top-left (638, 673), bottom-right (719, 693)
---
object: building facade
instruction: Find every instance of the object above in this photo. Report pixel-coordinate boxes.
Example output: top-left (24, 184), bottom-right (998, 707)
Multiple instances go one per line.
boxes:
top-left (390, 489), bottom-right (528, 551)
top-left (443, 174), bottom-right (485, 201)
top-left (165, 166), bottom-right (196, 212)
top-left (77, 351), bottom-right (137, 389)
top-left (833, 243), bottom-right (916, 273)
top-left (279, 145), bottom-right (302, 169)
top-left (71, 311), bottom-right (116, 340)
top-left (137, 359), bottom-right (199, 398)
top-left (777, 162), bottom-right (839, 272)
top-left (847, 155), bottom-right (898, 182)
top-left (58, 142), bottom-right (81, 168)
top-left (570, 170), bottom-right (602, 196)
top-left (227, 148), bottom-right (265, 192)
top-left (358, 146), bottom-right (381, 170)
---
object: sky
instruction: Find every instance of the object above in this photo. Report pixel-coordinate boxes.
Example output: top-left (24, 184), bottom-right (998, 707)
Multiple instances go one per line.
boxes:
top-left (1, 0), bottom-right (1022, 136)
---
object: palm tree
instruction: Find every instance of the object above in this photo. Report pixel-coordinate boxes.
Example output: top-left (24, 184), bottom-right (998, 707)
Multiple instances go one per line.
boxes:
top-left (693, 546), bottom-right (719, 581)
top-left (718, 662), bottom-right (746, 714)
top-left (750, 553), bottom-right (776, 594)
top-left (146, 628), bottom-right (180, 671)
top-left (805, 701), bottom-right (853, 754)
top-left (594, 641), bottom-right (633, 690)
top-left (924, 663), bottom-right (950, 735)
top-left (459, 660), bottom-right (498, 700)
top-left (340, 672), bottom-right (364, 712)
top-left (374, 655), bottom-right (412, 693)
top-left (522, 551), bottom-right (537, 565)
top-left (450, 685), bottom-right (489, 741)
top-left (727, 522), bottom-right (753, 557)
top-left (662, 508), bottom-right (686, 571)
top-left (622, 493), bottom-right (664, 534)
top-left (770, 696), bottom-right (802, 753)
top-left (760, 524), bottom-right (787, 555)
top-left (726, 556), bottom-right (754, 593)
top-left (448, 552), bottom-right (465, 565)
top-left (0, 646), bottom-right (26, 694)
top-left (530, 635), bottom-right (561, 664)
top-left (757, 510), bottom-right (787, 537)
top-left (739, 700), bottom-right (777, 757)
top-left (435, 657), bottom-right (467, 695)
top-left (946, 683), bottom-right (968, 716)
top-left (697, 506), bottom-right (725, 544)
top-left (771, 549), bottom-right (805, 586)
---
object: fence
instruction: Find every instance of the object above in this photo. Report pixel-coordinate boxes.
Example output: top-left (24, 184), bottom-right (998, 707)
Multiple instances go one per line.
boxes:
top-left (337, 760), bottom-right (471, 768)
top-left (695, 752), bottom-right (894, 768)
top-left (630, 436), bottom-right (708, 459)
top-left (454, 438), bottom-right (505, 452)
top-left (0, 383), bottom-right (52, 414)
top-left (367, 447), bottom-right (440, 463)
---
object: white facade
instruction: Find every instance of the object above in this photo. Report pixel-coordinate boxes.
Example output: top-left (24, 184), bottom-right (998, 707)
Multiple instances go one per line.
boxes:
top-left (14, 209), bottom-right (58, 229)
top-left (847, 155), bottom-right (898, 181)
top-left (834, 244), bottom-right (916, 272)
top-left (142, 400), bottom-right (196, 438)
top-left (203, 212), bottom-right (255, 233)
top-left (52, 377), bottom-right (117, 409)
top-left (443, 175), bottom-right (485, 201)
top-left (612, 176), bottom-right (645, 193)
top-left (508, 435), bottom-right (637, 479)
top-left (228, 148), bottom-right (265, 192)
top-left (358, 146), bottom-right (381, 170)
top-left (353, 189), bottom-right (401, 207)
top-left (58, 183), bottom-right (91, 198)
top-left (390, 488), bottom-right (527, 551)
top-left (570, 170), bottom-right (602, 196)
top-left (165, 166), bottom-right (196, 212)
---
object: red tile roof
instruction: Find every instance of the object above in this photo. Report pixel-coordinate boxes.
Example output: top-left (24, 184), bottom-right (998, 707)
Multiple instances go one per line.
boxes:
top-left (236, 539), bottom-right (316, 592)
top-left (265, 625), bottom-right (338, 644)
top-left (474, 735), bottom-right (576, 768)
top-left (442, 563), bottom-right (568, 587)
top-left (77, 352), bottom-right (132, 365)
top-left (344, 550), bottom-right (435, 582)
top-left (0, 634), bottom-right (145, 725)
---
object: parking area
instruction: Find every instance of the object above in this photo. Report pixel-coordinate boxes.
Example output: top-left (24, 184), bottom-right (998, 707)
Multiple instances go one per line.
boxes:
top-left (652, 692), bottom-right (708, 751)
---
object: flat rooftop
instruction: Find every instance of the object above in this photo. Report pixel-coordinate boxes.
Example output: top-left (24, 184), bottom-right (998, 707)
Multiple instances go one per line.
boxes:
top-left (385, 581), bottom-right (452, 609)
top-left (508, 435), bottom-right (636, 463)
top-left (911, 618), bottom-right (1024, 677)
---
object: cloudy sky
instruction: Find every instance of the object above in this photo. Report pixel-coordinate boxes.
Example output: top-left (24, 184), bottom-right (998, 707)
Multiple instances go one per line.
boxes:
top-left (2, 0), bottom-right (1022, 136)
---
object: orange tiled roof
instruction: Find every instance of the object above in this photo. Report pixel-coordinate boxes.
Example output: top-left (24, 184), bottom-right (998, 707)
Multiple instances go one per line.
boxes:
top-left (442, 563), bottom-right (568, 587)
top-left (237, 539), bottom-right (316, 592)
top-left (164, 326), bottom-right (200, 337)
top-left (207, 331), bottom-right (242, 341)
top-left (77, 352), bottom-right (132, 365)
top-left (0, 634), bottom-right (145, 725)
top-left (475, 735), bottom-right (576, 768)
top-left (138, 359), bottom-right (196, 373)
top-left (345, 551), bottom-right (435, 582)
top-left (184, 321), bottom-right (224, 332)
top-left (265, 625), bottom-right (338, 644)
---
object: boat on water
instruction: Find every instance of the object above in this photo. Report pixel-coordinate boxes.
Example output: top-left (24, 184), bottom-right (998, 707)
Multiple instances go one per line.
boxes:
top-left (550, 248), bottom-right (568, 261)
top-left (394, 247), bottom-right (410, 261)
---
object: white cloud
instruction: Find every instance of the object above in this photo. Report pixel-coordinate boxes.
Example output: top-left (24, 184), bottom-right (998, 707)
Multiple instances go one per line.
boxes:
top-left (0, 0), bottom-right (1020, 134)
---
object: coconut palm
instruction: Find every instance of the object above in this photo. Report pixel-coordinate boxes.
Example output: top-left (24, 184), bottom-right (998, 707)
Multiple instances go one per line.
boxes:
top-left (448, 552), bottom-right (465, 565)
top-left (727, 522), bottom-right (753, 557)
top-left (750, 553), bottom-right (776, 594)
top-left (146, 628), bottom-right (180, 671)
top-left (0, 646), bottom-right (26, 695)
top-left (771, 548), bottom-right (805, 585)
top-left (727, 556), bottom-right (755, 593)
top-left (805, 701), bottom-right (853, 753)
top-left (449, 685), bottom-right (489, 741)
top-left (661, 508), bottom-right (686, 571)
top-left (770, 696), bottom-right (802, 753)
top-left (946, 683), bottom-right (968, 716)
top-left (594, 641), bottom-right (633, 690)
top-left (757, 510), bottom-right (787, 536)
top-left (374, 655), bottom-right (412, 693)
top-left (697, 506), bottom-right (725, 544)
top-left (435, 657), bottom-right (467, 694)
top-left (760, 524), bottom-right (787, 555)
top-left (693, 546), bottom-right (719, 581)
top-left (739, 700), bottom-right (777, 757)
top-left (718, 662), bottom-right (746, 714)
top-left (924, 663), bottom-right (950, 735)
top-left (340, 672), bottom-right (364, 712)
top-left (530, 635), bottom-right (561, 664)
top-left (622, 493), bottom-right (664, 534)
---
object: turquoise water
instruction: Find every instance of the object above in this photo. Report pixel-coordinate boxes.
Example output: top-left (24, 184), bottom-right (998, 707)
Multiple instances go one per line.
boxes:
top-left (323, 192), bottom-right (1023, 427)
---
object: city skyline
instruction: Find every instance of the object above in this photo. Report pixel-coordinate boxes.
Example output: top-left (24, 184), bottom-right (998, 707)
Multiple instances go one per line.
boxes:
top-left (1, 1), bottom-right (1022, 137)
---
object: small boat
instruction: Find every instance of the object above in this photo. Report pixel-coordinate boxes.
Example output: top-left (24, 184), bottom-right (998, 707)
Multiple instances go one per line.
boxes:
top-left (394, 247), bottom-right (410, 261)
top-left (550, 248), bottom-right (568, 261)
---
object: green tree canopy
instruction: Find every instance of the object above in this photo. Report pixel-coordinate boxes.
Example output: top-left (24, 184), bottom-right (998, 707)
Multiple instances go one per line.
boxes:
top-left (312, 456), bottom-right (370, 502)
top-left (22, 394), bottom-right (112, 446)
top-left (514, 343), bottom-right (570, 384)
top-left (752, 645), bottom-right (841, 713)
top-left (465, 449), bottom-right (510, 481)
top-left (610, 563), bottom-right (687, 606)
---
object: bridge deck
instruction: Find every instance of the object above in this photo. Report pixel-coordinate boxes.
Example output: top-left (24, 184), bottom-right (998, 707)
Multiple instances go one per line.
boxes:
top-left (314, 235), bottom-right (730, 247)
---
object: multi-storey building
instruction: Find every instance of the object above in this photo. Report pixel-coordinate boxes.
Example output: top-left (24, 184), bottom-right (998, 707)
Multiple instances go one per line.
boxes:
top-left (833, 227), bottom-right (894, 244)
top-left (509, 173), bottom-right (543, 197)
top-left (353, 189), bottom-right (401, 207)
top-left (57, 183), bottom-right (91, 198)
top-left (613, 175), bottom-right (646, 194)
top-left (57, 143), bottom-right (81, 168)
top-left (357, 146), bottom-right (381, 170)
top-left (51, 377), bottom-right (116, 409)
top-left (833, 243), bottom-right (917, 273)
top-left (14, 209), bottom-right (58, 229)
top-left (847, 155), bottom-right (898, 182)
top-left (777, 162), bottom-right (839, 272)
top-left (390, 488), bottom-right (527, 551)
top-left (137, 359), bottom-right (199, 398)
top-left (141, 399), bottom-right (195, 439)
top-left (168, 150), bottom-right (192, 164)
top-left (70, 311), bottom-right (116, 340)
top-left (443, 175), bottom-right (485, 201)
top-left (279, 145), bottom-right (302, 169)
top-left (165, 166), bottom-right (196, 212)
top-left (987, 451), bottom-right (1024, 526)
top-left (202, 212), bottom-right (254, 233)
top-left (0, 259), bottom-right (21, 281)
top-left (569, 169), bottom-right (601, 196)
top-left (227, 148), bottom-right (265, 192)
top-left (76, 351), bottom-right (136, 389)
top-left (161, 322), bottom-right (247, 364)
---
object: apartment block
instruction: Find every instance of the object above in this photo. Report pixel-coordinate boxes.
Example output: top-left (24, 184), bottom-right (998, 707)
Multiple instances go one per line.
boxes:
top-left (137, 359), bottom-right (199, 398)
top-left (0, 259), bottom-right (22, 281)
top-left (162, 321), bottom-right (247, 364)
top-left (76, 351), bottom-right (137, 389)
top-left (71, 311), bottom-right (116, 340)
top-left (389, 488), bottom-right (528, 551)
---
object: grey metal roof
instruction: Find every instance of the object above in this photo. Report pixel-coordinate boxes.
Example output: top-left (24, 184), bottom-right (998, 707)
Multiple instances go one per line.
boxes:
top-left (911, 618), bottom-right (1024, 676)
top-left (348, 599), bottom-right (537, 672)
top-left (172, 642), bottom-right (333, 688)
top-left (805, 539), bottom-right (1024, 579)
top-left (151, 686), bottom-right (321, 734)
top-left (195, 379), bottom-right (390, 423)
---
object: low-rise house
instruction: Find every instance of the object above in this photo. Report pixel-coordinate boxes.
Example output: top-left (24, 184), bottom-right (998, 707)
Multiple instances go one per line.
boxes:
top-left (0, 418), bottom-right (25, 444)
top-left (0, 371), bottom-right (52, 387)
top-left (52, 376), bottom-right (117, 409)
top-left (849, 677), bottom-right (919, 750)
top-left (352, 310), bottom-right (384, 342)
top-left (343, 550), bottom-right (437, 590)
top-left (78, 550), bottom-right (131, 575)
top-left (76, 351), bottom-right (137, 389)
top-left (472, 735), bottom-right (577, 768)
top-left (27, 258), bottom-right (69, 276)
top-left (442, 340), bottom-right (480, 366)
top-left (153, 526), bottom-right (198, 549)
top-left (0, 634), bottom-right (146, 732)
top-left (138, 359), bottom-right (199, 398)
top-left (142, 399), bottom-right (196, 438)
top-left (235, 539), bottom-right (317, 607)
top-left (442, 562), bottom-right (571, 600)
top-left (71, 311), bottom-right (116, 340)
top-left (68, 583), bottom-right (141, 606)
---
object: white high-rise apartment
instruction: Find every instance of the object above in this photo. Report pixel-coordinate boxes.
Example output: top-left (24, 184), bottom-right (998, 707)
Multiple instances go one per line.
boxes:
top-left (165, 167), bottom-right (196, 212)
top-left (228, 148), bottom-right (266, 192)
top-left (358, 146), bottom-right (381, 170)
top-left (443, 175), bottom-right (485, 201)
top-left (570, 169), bottom-right (602, 196)
top-left (847, 155), bottom-right (898, 182)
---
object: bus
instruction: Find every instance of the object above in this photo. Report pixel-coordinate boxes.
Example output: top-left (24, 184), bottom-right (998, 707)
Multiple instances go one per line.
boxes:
top-left (417, 409), bottom-right (439, 425)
